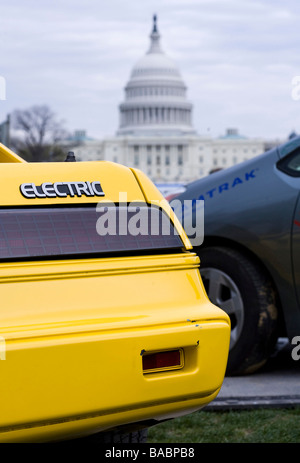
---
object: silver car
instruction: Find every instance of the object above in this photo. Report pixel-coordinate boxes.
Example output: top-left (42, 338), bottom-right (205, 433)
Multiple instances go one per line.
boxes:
top-left (174, 136), bottom-right (300, 375)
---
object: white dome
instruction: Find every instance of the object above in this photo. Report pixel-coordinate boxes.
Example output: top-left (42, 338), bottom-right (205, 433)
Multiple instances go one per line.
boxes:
top-left (131, 53), bottom-right (182, 81)
top-left (117, 16), bottom-right (195, 137)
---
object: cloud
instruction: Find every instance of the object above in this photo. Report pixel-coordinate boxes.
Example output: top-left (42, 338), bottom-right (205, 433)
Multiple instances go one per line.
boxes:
top-left (0, 0), bottom-right (300, 139)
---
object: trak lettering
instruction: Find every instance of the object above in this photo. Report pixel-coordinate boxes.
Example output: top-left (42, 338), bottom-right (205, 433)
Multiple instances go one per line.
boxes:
top-left (197, 169), bottom-right (258, 200)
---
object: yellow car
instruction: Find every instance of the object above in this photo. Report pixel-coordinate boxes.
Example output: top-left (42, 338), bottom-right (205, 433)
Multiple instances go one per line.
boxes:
top-left (0, 143), bottom-right (230, 443)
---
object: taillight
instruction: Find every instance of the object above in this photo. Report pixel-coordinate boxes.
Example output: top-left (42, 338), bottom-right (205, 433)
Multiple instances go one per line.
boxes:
top-left (142, 349), bottom-right (184, 374)
top-left (0, 205), bottom-right (184, 261)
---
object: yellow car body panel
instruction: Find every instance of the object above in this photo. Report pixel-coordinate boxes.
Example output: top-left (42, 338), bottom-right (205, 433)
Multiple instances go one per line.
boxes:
top-left (0, 142), bottom-right (25, 163)
top-left (0, 160), bottom-right (144, 206)
top-left (0, 143), bottom-right (230, 442)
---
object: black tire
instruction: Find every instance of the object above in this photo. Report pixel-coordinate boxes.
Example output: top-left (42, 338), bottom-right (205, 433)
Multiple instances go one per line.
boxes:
top-left (198, 246), bottom-right (279, 376)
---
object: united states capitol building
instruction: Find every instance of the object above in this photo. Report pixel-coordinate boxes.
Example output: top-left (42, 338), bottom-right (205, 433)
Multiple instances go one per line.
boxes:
top-left (72, 16), bottom-right (264, 184)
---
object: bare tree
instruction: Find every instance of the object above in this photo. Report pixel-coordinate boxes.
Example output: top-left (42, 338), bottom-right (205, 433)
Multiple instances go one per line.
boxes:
top-left (11, 105), bottom-right (69, 162)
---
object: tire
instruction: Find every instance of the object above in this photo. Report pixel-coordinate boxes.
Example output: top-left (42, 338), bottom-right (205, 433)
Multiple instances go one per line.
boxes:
top-left (198, 246), bottom-right (279, 376)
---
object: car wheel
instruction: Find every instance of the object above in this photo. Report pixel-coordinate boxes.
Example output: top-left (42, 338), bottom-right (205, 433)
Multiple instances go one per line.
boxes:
top-left (198, 246), bottom-right (279, 376)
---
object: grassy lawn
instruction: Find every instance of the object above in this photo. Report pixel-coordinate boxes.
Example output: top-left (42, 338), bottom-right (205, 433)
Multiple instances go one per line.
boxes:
top-left (147, 408), bottom-right (300, 443)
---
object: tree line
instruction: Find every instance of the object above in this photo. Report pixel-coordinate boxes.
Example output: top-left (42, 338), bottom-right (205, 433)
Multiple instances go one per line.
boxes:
top-left (9, 104), bottom-right (74, 162)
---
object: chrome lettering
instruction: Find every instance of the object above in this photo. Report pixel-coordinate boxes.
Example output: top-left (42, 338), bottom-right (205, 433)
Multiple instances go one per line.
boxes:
top-left (20, 181), bottom-right (105, 199)
top-left (20, 183), bottom-right (35, 198)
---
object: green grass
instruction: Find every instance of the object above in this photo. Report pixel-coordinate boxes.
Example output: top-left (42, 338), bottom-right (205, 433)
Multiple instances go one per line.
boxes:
top-left (147, 408), bottom-right (300, 443)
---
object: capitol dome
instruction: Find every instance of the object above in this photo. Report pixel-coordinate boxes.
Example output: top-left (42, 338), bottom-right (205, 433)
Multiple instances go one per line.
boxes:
top-left (117, 15), bottom-right (196, 136)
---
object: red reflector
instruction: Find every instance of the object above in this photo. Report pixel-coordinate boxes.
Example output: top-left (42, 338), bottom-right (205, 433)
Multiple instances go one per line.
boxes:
top-left (142, 349), bottom-right (183, 372)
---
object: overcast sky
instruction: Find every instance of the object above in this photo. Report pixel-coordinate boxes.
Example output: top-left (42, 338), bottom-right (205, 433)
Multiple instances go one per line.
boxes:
top-left (1, 0), bottom-right (300, 140)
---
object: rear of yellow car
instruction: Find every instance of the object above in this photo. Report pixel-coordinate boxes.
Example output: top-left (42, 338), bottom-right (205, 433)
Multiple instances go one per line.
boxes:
top-left (0, 144), bottom-right (230, 442)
